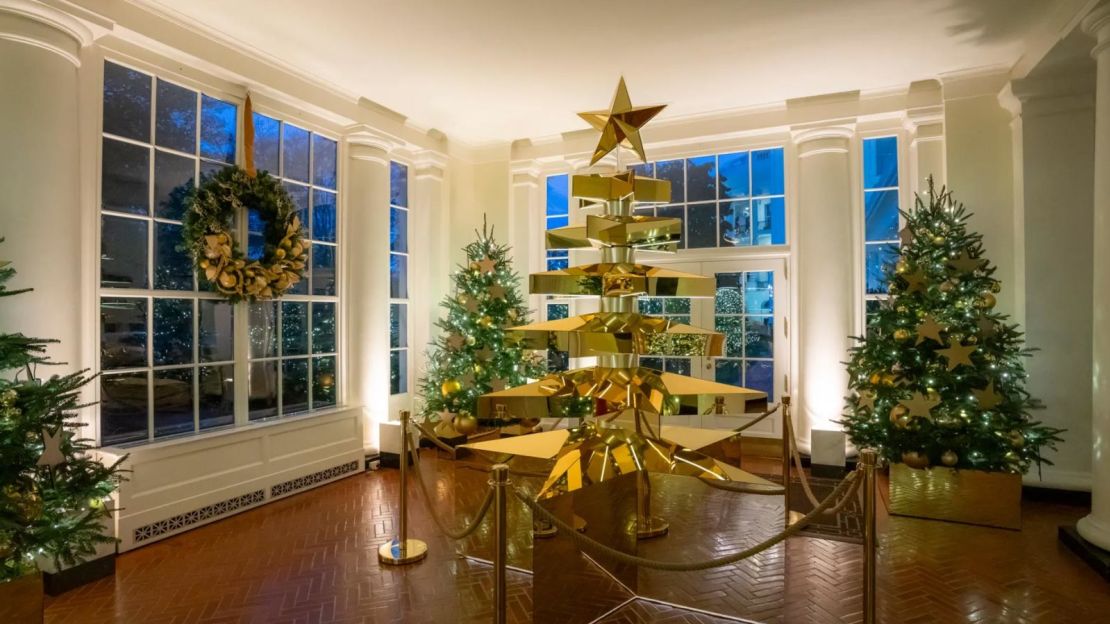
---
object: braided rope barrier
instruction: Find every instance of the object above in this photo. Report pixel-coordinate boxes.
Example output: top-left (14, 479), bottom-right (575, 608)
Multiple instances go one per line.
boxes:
top-left (407, 433), bottom-right (496, 540)
top-left (512, 470), bottom-right (860, 572)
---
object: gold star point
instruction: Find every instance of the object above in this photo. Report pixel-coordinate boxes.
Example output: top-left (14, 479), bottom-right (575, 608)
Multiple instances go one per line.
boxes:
top-left (856, 390), bottom-right (876, 411)
top-left (937, 342), bottom-right (976, 371)
top-left (488, 284), bottom-right (506, 299)
top-left (900, 391), bottom-right (940, 421)
top-left (476, 257), bottom-right (497, 274)
top-left (37, 427), bottom-right (65, 467)
top-left (898, 226), bottom-right (914, 246)
top-left (578, 77), bottom-right (665, 166)
top-left (902, 268), bottom-right (928, 294)
top-left (915, 315), bottom-right (946, 345)
top-left (948, 250), bottom-right (985, 273)
top-left (973, 380), bottom-right (1002, 410)
top-left (977, 315), bottom-right (998, 338)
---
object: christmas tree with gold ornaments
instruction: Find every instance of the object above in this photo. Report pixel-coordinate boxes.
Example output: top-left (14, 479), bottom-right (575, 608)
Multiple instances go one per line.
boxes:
top-left (417, 220), bottom-right (545, 433)
top-left (839, 181), bottom-right (1062, 473)
top-left (0, 251), bottom-right (124, 582)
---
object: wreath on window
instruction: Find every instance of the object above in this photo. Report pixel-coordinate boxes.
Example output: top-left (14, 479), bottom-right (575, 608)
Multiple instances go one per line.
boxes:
top-left (181, 165), bottom-right (308, 303)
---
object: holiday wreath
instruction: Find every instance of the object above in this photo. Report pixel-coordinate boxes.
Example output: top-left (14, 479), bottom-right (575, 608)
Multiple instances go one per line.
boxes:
top-left (181, 166), bottom-right (308, 303)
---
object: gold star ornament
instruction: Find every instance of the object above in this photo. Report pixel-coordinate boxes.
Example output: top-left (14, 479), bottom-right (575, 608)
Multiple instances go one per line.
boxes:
top-left (973, 380), bottom-right (1002, 410)
top-left (938, 341), bottom-right (976, 371)
top-left (578, 77), bottom-right (666, 166)
top-left (37, 427), bottom-right (65, 467)
top-left (477, 257), bottom-right (497, 274)
top-left (915, 315), bottom-right (945, 345)
top-left (900, 391), bottom-right (940, 421)
top-left (947, 250), bottom-right (985, 274)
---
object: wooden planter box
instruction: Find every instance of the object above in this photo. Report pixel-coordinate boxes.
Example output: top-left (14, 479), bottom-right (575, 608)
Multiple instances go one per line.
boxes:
top-left (889, 462), bottom-right (1022, 530)
top-left (0, 572), bottom-right (43, 624)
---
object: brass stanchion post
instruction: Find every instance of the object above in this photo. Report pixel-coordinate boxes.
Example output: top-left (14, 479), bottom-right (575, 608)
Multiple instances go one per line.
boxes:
top-left (379, 410), bottom-right (428, 565)
top-left (491, 463), bottom-right (510, 624)
top-left (781, 395), bottom-right (793, 528)
top-left (861, 448), bottom-right (878, 624)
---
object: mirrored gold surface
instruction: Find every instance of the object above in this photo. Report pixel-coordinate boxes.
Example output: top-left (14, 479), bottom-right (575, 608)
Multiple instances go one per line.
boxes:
top-left (507, 312), bottom-right (724, 357)
top-left (530, 262), bottom-right (715, 298)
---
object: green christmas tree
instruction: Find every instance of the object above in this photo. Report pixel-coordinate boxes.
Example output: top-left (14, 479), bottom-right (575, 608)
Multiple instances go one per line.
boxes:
top-left (839, 181), bottom-right (1062, 473)
top-left (417, 220), bottom-right (545, 426)
top-left (0, 255), bottom-right (124, 582)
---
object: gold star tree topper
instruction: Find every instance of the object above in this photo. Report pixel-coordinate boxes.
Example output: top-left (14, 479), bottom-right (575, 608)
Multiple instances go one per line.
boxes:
top-left (578, 77), bottom-right (666, 166)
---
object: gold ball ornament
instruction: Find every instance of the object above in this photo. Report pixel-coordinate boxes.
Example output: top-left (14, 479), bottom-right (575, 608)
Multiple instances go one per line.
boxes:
top-left (881, 373), bottom-right (897, 387)
top-left (896, 305), bottom-right (908, 314)
top-left (895, 259), bottom-right (909, 274)
top-left (1009, 431), bottom-right (1025, 448)
top-left (454, 413), bottom-right (478, 435)
top-left (893, 328), bottom-right (912, 342)
top-left (479, 315), bottom-right (493, 328)
top-left (939, 280), bottom-right (955, 293)
top-left (889, 405), bottom-right (910, 428)
top-left (978, 293), bottom-right (997, 309)
top-left (901, 451), bottom-right (931, 469)
top-left (932, 235), bottom-right (946, 245)
top-left (869, 372), bottom-right (882, 386)
top-left (440, 379), bottom-right (462, 397)
top-left (990, 281), bottom-right (1002, 293)
top-left (941, 450), bottom-right (958, 467)
top-left (466, 335), bottom-right (476, 346)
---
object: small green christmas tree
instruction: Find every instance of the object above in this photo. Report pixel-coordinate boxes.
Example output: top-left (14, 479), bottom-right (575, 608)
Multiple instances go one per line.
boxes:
top-left (417, 220), bottom-right (545, 426)
top-left (0, 254), bottom-right (124, 582)
top-left (839, 181), bottom-right (1062, 473)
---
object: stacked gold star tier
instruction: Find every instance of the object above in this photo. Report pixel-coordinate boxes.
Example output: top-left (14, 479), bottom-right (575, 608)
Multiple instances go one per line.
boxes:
top-left (469, 78), bottom-right (771, 503)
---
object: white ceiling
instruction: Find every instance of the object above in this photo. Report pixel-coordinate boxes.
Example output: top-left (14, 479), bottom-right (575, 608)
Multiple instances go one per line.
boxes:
top-left (143, 0), bottom-right (1061, 146)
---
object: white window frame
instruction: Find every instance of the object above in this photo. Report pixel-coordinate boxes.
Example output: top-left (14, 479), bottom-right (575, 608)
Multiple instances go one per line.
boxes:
top-left (389, 160), bottom-right (412, 396)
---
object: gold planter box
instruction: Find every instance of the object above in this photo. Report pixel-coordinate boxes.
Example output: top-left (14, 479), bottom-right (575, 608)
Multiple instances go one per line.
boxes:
top-left (889, 463), bottom-right (1022, 530)
top-left (0, 572), bottom-right (43, 624)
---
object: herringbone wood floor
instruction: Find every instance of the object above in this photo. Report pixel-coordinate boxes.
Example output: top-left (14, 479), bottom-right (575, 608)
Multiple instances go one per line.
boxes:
top-left (45, 451), bottom-right (1109, 624)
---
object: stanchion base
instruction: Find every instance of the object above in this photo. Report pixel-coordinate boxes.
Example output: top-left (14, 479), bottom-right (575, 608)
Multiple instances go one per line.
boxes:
top-left (574, 514), bottom-right (588, 533)
top-left (533, 524), bottom-right (558, 538)
top-left (637, 516), bottom-right (669, 539)
top-left (378, 539), bottom-right (428, 565)
top-left (785, 510), bottom-right (805, 527)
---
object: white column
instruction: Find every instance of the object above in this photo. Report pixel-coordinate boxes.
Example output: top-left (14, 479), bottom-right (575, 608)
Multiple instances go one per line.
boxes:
top-left (1079, 4), bottom-right (1110, 551)
top-left (0, 5), bottom-right (94, 368)
top-left (345, 131), bottom-right (391, 450)
top-left (793, 126), bottom-right (856, 451)
top-left (412, 153), bottom-right (448, 390)
top-left (906, 107), bottom-right (946, 194)
top-left (509, 166), bottom-right (542, 313)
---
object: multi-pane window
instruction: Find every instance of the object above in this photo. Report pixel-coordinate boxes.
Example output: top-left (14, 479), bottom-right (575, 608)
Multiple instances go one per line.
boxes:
top-left (712, 272), bottom-right (774, 397)
top-left (390, 162), bottom-right (410, 395)
top-left (545, 174), bottom-right (570, 271)
top-left (630, 148), bottom-right (786, 249)
top-left (638, 298), bottom-right (693, 376)
top-left (862, 137), bottom-right (900, 325)
top-left (246, 113), bottom-right (339, 420)
top-left (99, 61), bottom-right (238, 445)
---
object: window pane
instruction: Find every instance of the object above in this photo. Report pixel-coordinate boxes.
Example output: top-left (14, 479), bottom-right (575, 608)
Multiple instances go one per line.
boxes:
top-left (153, 367), bottom-right (194, 438)
top-left (686, 203), bottom-right (717, 249)
top-left (103, 62), bottom-right (151, 142)
top-left (199, 364), bottom-right (234, 430)
top-left (390, 303), bottom-right (407, 349)
top-left (638, 297), bottom-right (663, 315)
top-left (389, 206), bottom-right (408, 252)
top-left (864, 190), bottom-right (899, 242)
top-left (715, 273), bottom-right (743, 314)
top-left (656, 160), bottom-right (684, 203)
top-left (312, 135), bottom-right (337, 190)
top-left (547, 303), bottom-right (569, 321)
top-left (313, 356), bottom-right (337, 408)
top-left (247, 208), bottom-right (264, 261)
top-left (153, 150), bottom-right (195, 220)
top-left (744, 360), bottom-right (774, 397)
top-left (282, 124), bottom-right (310, 182)
top-left (753, 197), bottom-right (785, 245)
top-left (390, 161), bottom-right (409, 207)
top-left (656, 206), bottom-right (685, 249)
top-left (199, 300), bottom-right (233, 362)
top-left (314, 190), bottom-right (337, 243)
top-left (664, 298), bottom-right (690, 315)
top-left (389, 350), bottom-right (406, 395)
top-left (284, 182), bottom-right (310, 217)
top-left (252, 113), bottom-right (280, 176)
top-left (282, 359), bottom-right (309, 414)
top-left (390, 253), bottom-right (408, 298)
top-left (199, 95), bottom-right (236, 163)
top-left (249, 301), bottom-right (278, 359)
top-left (664, 358), bottom-right (691, 376)
top-left (546, 257), bottom-right (568, 271)
top-left (101, 215), bottom-right (148, 289)
top-left (153, 298), bottom-right (193, 366)
top-left (199, 159), bottom-right (229, 181)
top-left (718, 152), bottom-right (750, 199)
top-left (312, 302), bottom-right (336, 354)
top-left (685, 156), bottom-right (716, 202)
top-left (155, 80), bottom-right (197, 154)
top-left (101, 297), bottom-right (147, 369)
top-left (716, 316), bottom-right (744, 358)
top-left (312, 244), bottom-right (336, 296)
top-left (746, 316), bottom-right (773, 358)
top-left (101, 372), bottom-right (148, 445)
top-left (102, 138), bottom-right (149, 215)
top-left (751, 148), bottom-right (784, 196)
top-left (640, 356), bottom-right (663, 371)
top-left (154, 222), bottom-right (192, 291)
top-left (282, 301), bottom-right (308, 356)
top-left (745, 271), bottom-right (774, 314)
top-left (546, 174), bottom-right (568, 216)
top-left (248, 360), bottom-right (278, 421)
top-left (866, 244), bottom-right (897, 294)
top-left (630, 163), bottom-right (653, 178)
top-left (718, 201), bottom-right (751, 247)
top-left (714, 359), bottom-right (742, 386)
top-left (863, 137), bottom-right (898, 189)
top-left (547, 215), bottom-right (569, 230)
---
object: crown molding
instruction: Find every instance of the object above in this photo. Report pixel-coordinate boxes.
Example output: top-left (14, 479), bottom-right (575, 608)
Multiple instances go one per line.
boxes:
top-left (939, 64), bottom-right (1013, 101)
top-left (0, 0), bottom-right (111, 66)
top-left (1082, 3), bottom-right (1110, 57)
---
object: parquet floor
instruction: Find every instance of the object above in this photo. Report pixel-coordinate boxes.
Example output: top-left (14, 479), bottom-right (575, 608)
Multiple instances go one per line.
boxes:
top-left (44, 452), bottom-right (1109, 624)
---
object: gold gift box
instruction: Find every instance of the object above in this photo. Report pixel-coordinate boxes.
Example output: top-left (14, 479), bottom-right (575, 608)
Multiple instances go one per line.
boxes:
top-left (888, 462), bottom-right (1021, 530)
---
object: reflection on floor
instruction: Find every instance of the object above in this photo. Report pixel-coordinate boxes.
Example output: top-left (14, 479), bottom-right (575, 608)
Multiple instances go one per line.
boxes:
top-left (45, 451), bottom-right (1109, 624)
